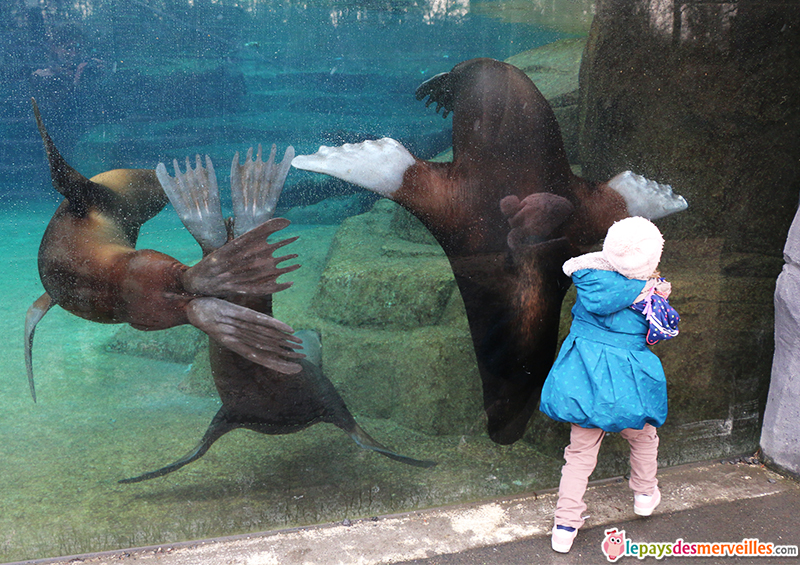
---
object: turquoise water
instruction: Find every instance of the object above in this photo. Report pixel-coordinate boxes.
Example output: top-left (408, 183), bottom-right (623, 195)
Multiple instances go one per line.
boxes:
top-left (0, 1), bottom-right (575, 561)
top-left (1, 0), bottom-right (566, 201)
top-left (0, 202), bottom-right (564, 562)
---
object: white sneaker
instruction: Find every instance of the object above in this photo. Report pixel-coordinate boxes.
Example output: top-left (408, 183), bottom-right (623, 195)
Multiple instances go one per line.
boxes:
top-left (634, 488), bottom-right (662, 516)
top-left (551, 525), bottom-right (578, 553)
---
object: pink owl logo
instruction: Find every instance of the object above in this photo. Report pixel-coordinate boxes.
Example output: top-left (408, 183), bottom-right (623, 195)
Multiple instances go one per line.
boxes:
top-left (602, 528), bottom-right (627, 562)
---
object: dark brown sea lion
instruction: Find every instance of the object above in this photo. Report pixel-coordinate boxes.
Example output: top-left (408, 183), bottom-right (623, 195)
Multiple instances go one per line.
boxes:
top-left (120, 151), bottom-right (434, 483)
top-left (292, 58), bottom-right (688, 445)
top-left (25, 99), bottom-right (304, 402)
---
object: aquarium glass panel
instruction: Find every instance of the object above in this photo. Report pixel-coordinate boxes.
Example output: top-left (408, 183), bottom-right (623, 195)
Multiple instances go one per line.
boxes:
top-left (1, 0), bottom-right (796, 560)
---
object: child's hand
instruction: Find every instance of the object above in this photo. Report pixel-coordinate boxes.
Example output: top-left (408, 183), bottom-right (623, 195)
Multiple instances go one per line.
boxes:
top-left (653, 278), bottom-right (672, 299)
top-left (634, 277), bottom-right (671, 303)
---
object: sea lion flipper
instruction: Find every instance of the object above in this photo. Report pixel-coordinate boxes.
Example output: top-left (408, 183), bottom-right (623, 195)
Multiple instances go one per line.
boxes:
top-left (231, 144), bottom-right (295, 238)
top-left (184, 217), bottom-right (300, 298)
top-left (24, 292), bottom-right (53, 402)
top-left (415, 71), bottom-right (455, 118)
top-left (156, 156), bottom-right (227, 254)
top-left (606, 171), bottom-right (688, 220)
top-left (348, 423), bottom-right (436, 468)
top-left (120, 408), bottom-right (238, 483)
top-left (292, 138), bottom-right (416, 196)
top-left (186, 297), bottom-right (305, 374)
top-left (32, 98), bottom-right (122, 217)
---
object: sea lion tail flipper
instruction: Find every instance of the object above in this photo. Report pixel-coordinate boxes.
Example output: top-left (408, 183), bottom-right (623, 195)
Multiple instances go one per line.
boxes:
top-left (348, 423), bottom-right (436, 469)
top-left (231, 144), bottom-right (294, 238)
top-left (186, 297), bottom-right (305, 374)
top-left (31, 98), bottom-right (120, 216)
top-left (292, 138), bottom-right (416, 197)
top-left (24, 293), bottom-right (53, 402)
top-left (184, 217), bottom-right (300, 298)
top-left (119, 409), bottom-right (238, 484)
top-left (415, 71), bottom-right (455, 118)
top-left (156, 156), bottom-right (227, 254)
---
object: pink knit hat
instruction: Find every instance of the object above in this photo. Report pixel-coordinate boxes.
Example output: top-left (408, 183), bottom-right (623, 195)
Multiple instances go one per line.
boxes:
top-left (602, 217), bottom-right (664, 279)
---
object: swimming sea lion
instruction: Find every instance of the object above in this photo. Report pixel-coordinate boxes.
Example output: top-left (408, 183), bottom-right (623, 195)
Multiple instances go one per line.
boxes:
top-left (120, 150), bottom-right (434, 483)
top-left (25, 99), bottom-right (304, 402)
top-left (292, 58), bottom-right (688, 445)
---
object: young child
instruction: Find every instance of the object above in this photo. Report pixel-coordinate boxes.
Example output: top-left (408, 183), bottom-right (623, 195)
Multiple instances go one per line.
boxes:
top-left (539, 216), bottom-right (678, 553)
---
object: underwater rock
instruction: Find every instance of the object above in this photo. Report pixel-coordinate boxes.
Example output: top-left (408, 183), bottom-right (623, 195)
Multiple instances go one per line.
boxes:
top-left (178, 346), bottom-right (217, 397)
top-left (579, 1), bottom-right (800, 253)
top-left (313, 201), bottom-right (456, 329)
top-left (105, 325), bottom-right (206, 364)
top-left (322, 321), bottom-right (483, 436)
top-left (281, 194), bottom-right (376, 225)
top-left (504, 38), bottom-right (585, 102)
top-left (389, 205), bottom-right (440, 246)
top-left (472, 0), bottom-right (594, 35)
top-left (311, 201), bottom-right (482, 435)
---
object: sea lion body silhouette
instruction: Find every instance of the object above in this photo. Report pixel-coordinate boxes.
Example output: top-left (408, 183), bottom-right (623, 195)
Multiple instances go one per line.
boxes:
top-left (293, 58), bottom-right (688, 444)
top-left (27, 103), bottom-right (432, 478)
top-left (26, 100), bottom-right (303, 402)
top-left (121, 151), bottom-right (434, 483)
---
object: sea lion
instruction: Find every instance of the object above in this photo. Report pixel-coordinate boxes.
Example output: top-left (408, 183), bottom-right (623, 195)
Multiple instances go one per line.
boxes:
top-left (292, 58), bottom-right (688, 445)
top-left (120, 150), bottom-right (434, 483)
top-left (25, 99), bottom-right (304, 402)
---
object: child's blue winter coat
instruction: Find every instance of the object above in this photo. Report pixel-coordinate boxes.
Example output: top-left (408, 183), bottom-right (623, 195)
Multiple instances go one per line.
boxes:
top-left (539, 269), bottom-right (668, 432)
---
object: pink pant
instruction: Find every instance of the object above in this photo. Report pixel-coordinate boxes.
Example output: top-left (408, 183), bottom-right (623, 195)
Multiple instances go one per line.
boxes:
top-left (554, 423), bottom-right (659, 529)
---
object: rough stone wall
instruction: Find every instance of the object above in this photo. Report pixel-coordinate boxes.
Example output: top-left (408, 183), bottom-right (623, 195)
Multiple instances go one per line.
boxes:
top-left (580, 0), bottom-right (800, 249)
top-left (761, 203), bottom-right (800, 477)
top-left (570, 0), bottom-right (800, 465)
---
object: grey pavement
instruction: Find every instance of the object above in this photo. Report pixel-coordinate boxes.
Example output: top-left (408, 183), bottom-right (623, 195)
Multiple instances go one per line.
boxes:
top-left (396, 481), bottom-right (800, 565)
top-left (10, 459), bottom-right (800, 565)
